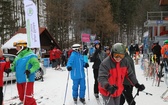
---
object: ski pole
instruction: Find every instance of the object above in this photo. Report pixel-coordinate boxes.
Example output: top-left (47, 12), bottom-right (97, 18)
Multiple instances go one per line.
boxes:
top-left (106, 96), bottom-right (111, 105)
top-left (3, 73), bottom-right (9, 99)
top-left (86, 68), bottom-right (90, 100)
top-left (142, 91), bottom-right (153, 96)
top-left (130, 89), bottom-right (139, 105)
top-left (63, 72), bottom-right (70, 105)
top-left (161, 88), bottom-right (168, 98)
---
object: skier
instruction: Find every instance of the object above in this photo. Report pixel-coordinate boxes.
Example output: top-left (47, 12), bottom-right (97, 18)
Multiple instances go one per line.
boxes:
top-left (129, 43), bottom-right (135, 58)
top-left (104, 46), bottom-right (111, 56)
top-left (0, 49), bottom-right (11, 105)
top-left (55, 48), bottom-right (62, 70)
top-left (151, 41), bottom-right (161, 65)
top-left (7, 40), bottom-right (40, 105)
top-left (66, 44), bottom-right (89, 104)
top-left (134, 44), bottom-right (140, 64)
top-left (49, 46), bottom-right (58, 69)
top-left (98, 43), bottom-right (145, 105)
top-left (90, 40), bottom-right (106, 98)
top-left (120, 51), bottom-right (136, 105)
top-left (161, 40), bottom-right (168, 101)
top-left (89, 45), bottom-right (95, 59)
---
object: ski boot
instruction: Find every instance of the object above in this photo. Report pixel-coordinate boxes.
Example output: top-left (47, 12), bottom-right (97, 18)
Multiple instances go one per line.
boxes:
top-left (73, 98), bottom-right (77, 105)
top-left (80, 98), bottom-right (86, 104)
top-left (94, 93), bottom-right (99, 99)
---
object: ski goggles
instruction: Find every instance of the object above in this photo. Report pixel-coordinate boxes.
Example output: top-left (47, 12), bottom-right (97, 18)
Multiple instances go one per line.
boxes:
top-left (113, 53), bottom-right (125, 59)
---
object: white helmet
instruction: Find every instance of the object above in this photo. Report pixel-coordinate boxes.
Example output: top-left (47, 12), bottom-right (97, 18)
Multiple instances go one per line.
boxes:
top-left (72, 44), bottom-right (81, 51)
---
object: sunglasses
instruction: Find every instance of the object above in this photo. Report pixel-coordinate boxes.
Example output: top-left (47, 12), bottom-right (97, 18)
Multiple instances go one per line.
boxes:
top-left (113, 53), bottom-right (125, 59)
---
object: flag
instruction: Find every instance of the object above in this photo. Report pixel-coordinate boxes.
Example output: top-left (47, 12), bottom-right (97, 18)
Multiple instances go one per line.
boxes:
top-left (90, 34), bottom-right (96, 43)
top-left (24, 0), bottom-right (40, 48)
top-left (81, 33), bottom-right (90, 42)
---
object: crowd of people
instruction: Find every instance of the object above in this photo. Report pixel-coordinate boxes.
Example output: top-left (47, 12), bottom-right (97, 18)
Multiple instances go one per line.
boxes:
top-left (2, 38), bottom-right (168, 105)
top-left (64, 40), bottom-right (146, 105)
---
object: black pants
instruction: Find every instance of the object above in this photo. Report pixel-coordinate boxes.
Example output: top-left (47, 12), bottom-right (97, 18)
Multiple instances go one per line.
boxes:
top-left (0, 87), bottom-right (3, 105)
top-left (120, 85), bottom-right (135, 105)
top-left (93, 69), bottom-right (99, 94)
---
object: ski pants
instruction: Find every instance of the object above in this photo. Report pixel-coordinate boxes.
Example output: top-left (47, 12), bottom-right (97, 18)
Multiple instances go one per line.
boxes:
top-left (0, 87), bottom-right (3, 105)
top-left (93, 69), bottom-right (99, 94)
top-left (17, 82), bottom-right (37, 105)
top-left (102, 95), bottom-right (120, 105)
top-left (120, 85), bottom-right (135, 105)
top-left (72, 78), bottom-right (86, 99)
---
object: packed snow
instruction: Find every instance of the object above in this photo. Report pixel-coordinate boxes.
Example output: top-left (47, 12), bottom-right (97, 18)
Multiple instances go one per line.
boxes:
top-left (3, 56), bottom-right (168, 105)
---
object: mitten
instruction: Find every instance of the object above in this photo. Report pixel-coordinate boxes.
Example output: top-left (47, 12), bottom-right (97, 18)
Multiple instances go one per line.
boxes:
top-left (67, 67), bottom-right (72, 71)
top-left (105, 84), bottom-right (118, 95)
top-left (135, 83), bottom-right (145, 91)
top-left (25, 70), bottom-right (30, 78)
top-left (5, 69), bottom-right (12, 76)
top-left (85, 63), bottom-right (89, 68)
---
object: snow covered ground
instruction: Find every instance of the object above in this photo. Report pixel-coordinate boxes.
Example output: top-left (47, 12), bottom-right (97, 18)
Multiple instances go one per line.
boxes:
top-left (3, 56), bottom-right (168, 105)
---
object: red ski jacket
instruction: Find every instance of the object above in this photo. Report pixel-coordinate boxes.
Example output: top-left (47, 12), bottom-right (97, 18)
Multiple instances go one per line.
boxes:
top-left (0, 57), bottom-right (8, 87)
top-left (98, 56), bottom-right (138, 97)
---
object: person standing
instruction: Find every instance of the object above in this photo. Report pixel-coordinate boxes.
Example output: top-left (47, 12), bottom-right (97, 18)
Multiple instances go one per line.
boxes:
top-left (98, 43), bottom-right (145, 105)
top-left (8, 40), bottom-right (40, 105)
top-left (61, 48), bottom-right (68, 67)
top-left (49, 46), bottom-right (57, 69)
top-left (66, 44), bottom-right (89, 104)
top-left (120, 52), bottom-right (136, 105)
top-left (161, 40), bottom-right (168, 101)
top-left (0, 49), bottom-right (10, 105)
top-left (151, 41), bottom-right (161, 65)
top-left (129, 43), bottom-right (135, 58)
top-left (104, 46), bottom-right (111, 56)
top-left (90, 40), bottom-right (106, 98)
top-left (55, 48), bottom-right (62, 70)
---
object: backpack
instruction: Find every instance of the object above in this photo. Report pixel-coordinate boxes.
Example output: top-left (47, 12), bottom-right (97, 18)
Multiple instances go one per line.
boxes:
top-left (165, 48), bottom-right (168, 56)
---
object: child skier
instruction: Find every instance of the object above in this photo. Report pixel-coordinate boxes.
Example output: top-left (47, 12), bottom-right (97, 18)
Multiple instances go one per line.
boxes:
top-left (66, 44), bottom-right (89, 104)
top-left (7, 40), bottom-right (40, 105)
top-left (5, 57), bottom-right (11, 70)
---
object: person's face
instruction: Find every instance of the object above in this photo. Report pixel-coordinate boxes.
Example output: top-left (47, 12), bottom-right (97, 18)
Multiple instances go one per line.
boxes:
top-left (0, 50), bottom-right (3, 57)
top-left (6, 58), bottom-right (9, 62)
top-left (113, 53), bottom-right (125, 62)
top-left (106, 50), bottom-right (110, 54)
top-left (16, 46), bottom-right (21, 51)
top-left (96, 44), bottom-right (100, 49)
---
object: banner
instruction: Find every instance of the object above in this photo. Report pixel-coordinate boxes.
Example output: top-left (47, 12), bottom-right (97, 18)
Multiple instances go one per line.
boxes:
top-left (90, 34), bottom-right (96, 43)
top-left (24, 0), bottom-right (40, 48)
top-left (81, 33), bottom-right (90, 42)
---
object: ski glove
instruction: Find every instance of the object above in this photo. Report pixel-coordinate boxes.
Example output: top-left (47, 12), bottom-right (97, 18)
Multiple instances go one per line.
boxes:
top-left (135, 83), bottom-right (145, 91)
top-left (5, 69), bottom-right (12, 76)
top-left (67, 67), bottom-right (72, 71)
top-left (105, 84), bottom-right (118, 95)
top-left (25, 70), bottom-right (30, 78)
top-left (85, 63), bottom-right (89, 68)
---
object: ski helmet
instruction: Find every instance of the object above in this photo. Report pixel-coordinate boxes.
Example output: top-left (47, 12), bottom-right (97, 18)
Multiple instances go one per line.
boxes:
top-left (94, 40), bottom-right (100, 45)
top-left (13, 40), bottom-right (27, 47)
top-left (164, 40), bottom-right (168, 44)
top-left (111, 43), bottom-right (126, 54)
top-left (72, 44), bottom-right (81, 51)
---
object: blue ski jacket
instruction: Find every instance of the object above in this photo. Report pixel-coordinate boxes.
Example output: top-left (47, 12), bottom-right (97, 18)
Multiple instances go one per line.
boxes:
top-left (11, 48), bottom-right (40, 83)
top-left (67, 51), bottom-right (86, 80)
